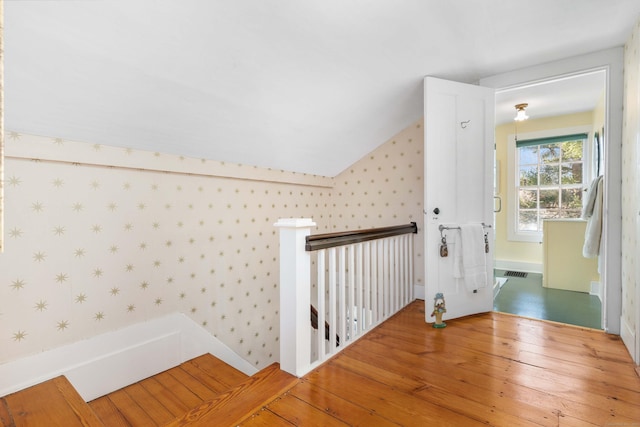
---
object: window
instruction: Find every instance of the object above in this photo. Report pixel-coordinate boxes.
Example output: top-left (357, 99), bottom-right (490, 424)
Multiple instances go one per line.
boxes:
top-left (507, 127), bottom-right (591, 242)
top-left (517, 133), bottom-right (586, 232)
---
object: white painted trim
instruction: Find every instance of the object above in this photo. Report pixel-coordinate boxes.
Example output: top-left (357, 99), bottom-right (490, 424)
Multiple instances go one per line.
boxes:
top-left (0, 312), bottom-right (257, 401)
top-left (275, 218), bottom-right (314, 377)
top-left (634, 27), bottom-right (640, 366)
top-left (505, 126), bottom-right (592, 244)
top-left (6, 133), bottom-right (334, 188)
top-left (621, 316), bottom-right (636, 363)
top-left (493, 280), bottom-right (501, 300)
top-left (414, 284), bottom-right (425, 300)
top-left (494, 259), bottom-right (543, 274)
top-left (493, 277), bottom-right (508, 300)
top-left (481, 47), bottom-right (624, 335)
top-left (590, 281), bottom-right (602, 302)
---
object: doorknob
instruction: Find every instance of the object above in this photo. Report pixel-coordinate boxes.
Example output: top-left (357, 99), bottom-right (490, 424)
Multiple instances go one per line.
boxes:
top-left (433, 207), bottom-right (440, 215)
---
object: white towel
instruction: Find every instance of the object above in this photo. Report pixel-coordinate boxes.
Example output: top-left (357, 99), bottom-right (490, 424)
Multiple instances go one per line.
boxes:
top-left (453, 224), bottom-right (487, 292)
top-left (582, 176), bottom-right (603, 258)
top-left (452, 232), bottom-right (463, 279)
top-left (582, 175), bottom-right (602, 219)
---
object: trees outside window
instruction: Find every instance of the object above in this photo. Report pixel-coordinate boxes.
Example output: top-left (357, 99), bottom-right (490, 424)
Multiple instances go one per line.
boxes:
top-left (516, 138), bottom-right (585, 233)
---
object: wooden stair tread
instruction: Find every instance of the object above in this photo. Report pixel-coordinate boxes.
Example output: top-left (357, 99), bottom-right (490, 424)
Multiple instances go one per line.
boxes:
top-left (88, 353), bottom-right (250, 426)
top-left (0, 354), bottom-right (293, 427)
top-left (166, 363), bottom-right (299, 427)
top-left (183, 354), bottom-right (248, 389)
top-left (1, 375), bottom-right (104, 427)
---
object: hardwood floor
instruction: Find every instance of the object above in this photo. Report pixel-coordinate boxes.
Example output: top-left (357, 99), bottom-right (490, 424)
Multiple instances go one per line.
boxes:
top-left (242, 300), bottom-right (640, 426)
top-left (1, 376), bottom-right (104, 427)
top-left (89, 354), bottom-right (250, 426)
top-left (3, 300), bottom-right (638, 426)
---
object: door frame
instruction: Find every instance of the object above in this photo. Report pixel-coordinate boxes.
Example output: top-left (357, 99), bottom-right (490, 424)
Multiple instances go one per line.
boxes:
top-left (480, 47), bottom-right (624, 335)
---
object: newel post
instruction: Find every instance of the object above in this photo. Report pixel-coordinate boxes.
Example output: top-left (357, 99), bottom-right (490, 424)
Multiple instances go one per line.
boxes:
top-left (274, 218), bottom-right (316, 377)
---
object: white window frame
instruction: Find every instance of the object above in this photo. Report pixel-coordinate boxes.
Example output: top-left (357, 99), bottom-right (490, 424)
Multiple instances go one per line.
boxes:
top-left (507, 125), bottom-right (593, 243)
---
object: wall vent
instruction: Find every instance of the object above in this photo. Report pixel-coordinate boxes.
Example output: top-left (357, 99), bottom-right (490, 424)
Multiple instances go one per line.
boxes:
top-left (504, 271), bottom-right (528, 278)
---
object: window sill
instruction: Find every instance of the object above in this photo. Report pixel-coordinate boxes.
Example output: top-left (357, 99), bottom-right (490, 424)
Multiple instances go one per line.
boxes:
top-left (507, 231), bottom-right (543, 243)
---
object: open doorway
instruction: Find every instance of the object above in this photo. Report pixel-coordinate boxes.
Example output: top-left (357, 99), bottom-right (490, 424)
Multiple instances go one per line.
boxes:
top-left (491, 70), bottom-right (606, 329)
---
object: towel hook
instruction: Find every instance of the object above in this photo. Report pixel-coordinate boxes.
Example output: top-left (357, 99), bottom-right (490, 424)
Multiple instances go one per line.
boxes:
top-left (460, 120), bottom-right (471, 129)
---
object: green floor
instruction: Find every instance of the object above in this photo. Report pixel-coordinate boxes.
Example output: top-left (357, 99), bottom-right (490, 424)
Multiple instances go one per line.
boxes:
top-left (493, 270), bottom-right (602, 329)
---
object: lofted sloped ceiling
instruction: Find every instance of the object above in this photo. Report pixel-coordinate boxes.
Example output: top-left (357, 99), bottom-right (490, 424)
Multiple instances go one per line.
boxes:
top-left (5, 1), bottom-right (640, 177)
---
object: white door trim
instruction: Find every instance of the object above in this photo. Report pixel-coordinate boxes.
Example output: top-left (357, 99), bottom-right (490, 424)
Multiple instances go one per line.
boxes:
top-left (480, 47), bottom-right (624, 335)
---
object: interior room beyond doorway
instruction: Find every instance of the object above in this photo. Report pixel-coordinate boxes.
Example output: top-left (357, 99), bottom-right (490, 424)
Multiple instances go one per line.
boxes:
top-left (492, 70), bottom-right (606, 330)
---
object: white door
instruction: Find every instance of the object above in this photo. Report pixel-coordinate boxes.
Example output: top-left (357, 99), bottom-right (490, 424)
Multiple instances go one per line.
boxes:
top-left (424, 77), bottom-right (495, 322)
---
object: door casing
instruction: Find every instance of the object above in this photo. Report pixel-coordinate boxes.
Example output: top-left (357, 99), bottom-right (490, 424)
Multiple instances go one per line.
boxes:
top-left (480, 47), bottom-right (624, 336)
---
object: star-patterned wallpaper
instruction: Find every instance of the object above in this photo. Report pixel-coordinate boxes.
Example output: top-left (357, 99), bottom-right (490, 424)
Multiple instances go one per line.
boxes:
top-left (622, 21), bottom-right (640, 340)
top-left (0, 119), bottom-right (424, 369)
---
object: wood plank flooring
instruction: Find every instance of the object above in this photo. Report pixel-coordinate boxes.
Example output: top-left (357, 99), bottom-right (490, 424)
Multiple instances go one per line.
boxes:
top-left (166, 363), bottom-right (298, 426)
top-left (2, 376), bottom-right (105, 427)
top-left (3, 300), bottom-right (639, 426)
top-left (89, 354), bottom-right (249, 426)
top-left (241, 300), bottom-right (640, 426)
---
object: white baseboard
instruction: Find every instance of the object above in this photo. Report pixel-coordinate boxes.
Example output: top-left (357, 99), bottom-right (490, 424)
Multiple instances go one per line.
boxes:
top-left (493, 277), bottom-right (508, 300)
top-left (620, 316), bottom-right (637, 364)
top-left (494, 260), bottom-right (543, 274)
top-left (0, 313), bottom-right (257, 401)
top-left (414, 284), bottom-right (425, 300)
top-left (590, 281), bottom-right (602, 302)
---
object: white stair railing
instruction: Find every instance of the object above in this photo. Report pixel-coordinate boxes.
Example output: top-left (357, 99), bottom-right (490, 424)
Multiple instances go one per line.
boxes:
top-left (275, 219), bottom-right (417, 377)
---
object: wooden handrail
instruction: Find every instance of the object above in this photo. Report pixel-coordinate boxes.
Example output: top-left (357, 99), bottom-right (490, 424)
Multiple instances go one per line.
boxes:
top-left (310, 304), bottom-right (340, 346)
top-left (305, 222), bottom-right (417, 251)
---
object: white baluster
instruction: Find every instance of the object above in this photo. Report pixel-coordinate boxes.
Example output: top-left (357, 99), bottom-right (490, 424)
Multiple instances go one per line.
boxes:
top-left (393, 236), bottom-right (400, 312)
top-left (371, 240), bottom-right (379, 324)
top-left (316, 249), bottom-right (325, 363)
top-left (408, 234), bottom-right (414, 301)
top-left (364, 241), bottom-right (371, 330)
top-left (348, 245), bottom-right (355, 342)
top-left (338, 246), bottom-right (346, 348)
top-left (328, 247), bottom-right (337, 354)
top-left (355, 243), bottom-right (363, 337)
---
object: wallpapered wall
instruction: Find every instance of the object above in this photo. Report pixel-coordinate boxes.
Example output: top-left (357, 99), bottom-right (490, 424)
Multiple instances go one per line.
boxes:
top-left (332, 120), bottom-right (424, 287)
top-left (622, 19), bottom-right (640, 342)
top-left (0, 120), bottom-right (424, 369)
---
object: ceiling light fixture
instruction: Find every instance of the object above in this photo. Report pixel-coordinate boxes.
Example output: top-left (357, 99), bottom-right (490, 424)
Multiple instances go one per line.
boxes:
top-left (514, 103), bottom-right (529, 121)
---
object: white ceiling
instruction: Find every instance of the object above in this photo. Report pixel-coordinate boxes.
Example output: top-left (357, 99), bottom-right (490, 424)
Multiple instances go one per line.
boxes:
top-left (5, 1), bottom-right (640, 176)
top-left (495, 70), bottom-right (607, 125)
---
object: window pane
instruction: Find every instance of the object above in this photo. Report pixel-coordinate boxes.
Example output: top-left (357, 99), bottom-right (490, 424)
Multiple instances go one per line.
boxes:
top-left (518, 210), bottom-right (538, 231)
top-left (561, 140), bottom-right (583, 161)
top-left (561, 210), bottom-right (582, 219)
top-left (519, 165), bottom-right (538, 186)
top-left (540, 144), bottom-right (560, 164)
top-left (539, 189), bottom-right (559, 209)
top-left (540, 164), bottom-right (559, 185)
top-left (561, 162), bottom-right (582, 184)
top-left (561, 188), bottom-right (582, 209)
top-left (519, 146), bottom-right (538, 165)
top-left (519, 189), bottom-right (537, 209)
top-left (514, 137), bottom-right (585, 239)
top-left (540, 209), bottom-right (560, 220)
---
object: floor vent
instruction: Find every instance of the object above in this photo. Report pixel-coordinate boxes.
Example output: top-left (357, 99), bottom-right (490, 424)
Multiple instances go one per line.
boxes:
top-left (504, 271), bottom-right (528, 278)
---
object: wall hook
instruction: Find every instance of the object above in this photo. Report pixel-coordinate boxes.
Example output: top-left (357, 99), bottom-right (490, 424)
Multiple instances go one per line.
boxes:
top-left (460, 120), bottom-right (471, 129)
